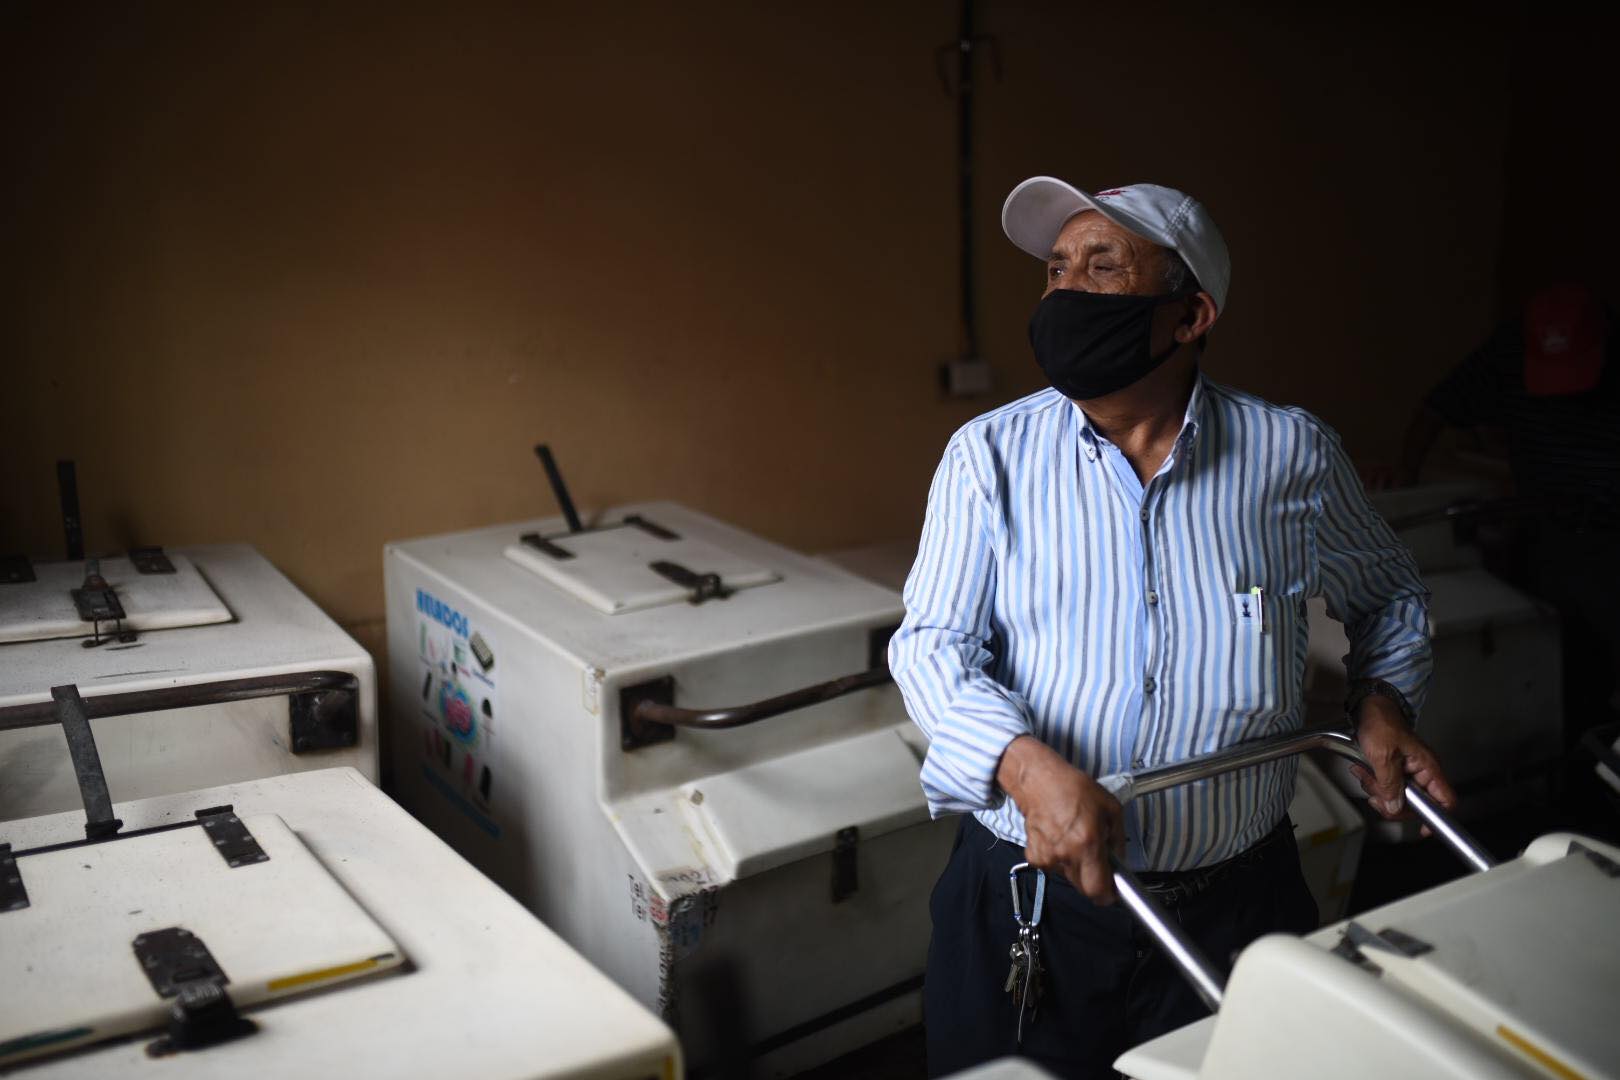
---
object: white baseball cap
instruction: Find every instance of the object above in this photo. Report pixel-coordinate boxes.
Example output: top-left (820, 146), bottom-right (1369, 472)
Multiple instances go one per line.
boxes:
top-left (1001, 177), bottom-right (1230, 312)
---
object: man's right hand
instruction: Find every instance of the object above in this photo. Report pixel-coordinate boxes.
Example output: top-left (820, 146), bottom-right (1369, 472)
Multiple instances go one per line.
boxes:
top-left (996, 735), bottom-right (1126, 904)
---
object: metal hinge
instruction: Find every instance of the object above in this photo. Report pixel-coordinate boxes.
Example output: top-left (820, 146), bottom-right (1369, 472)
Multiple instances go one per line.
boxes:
top-left (1339, 920), bottom-right (1433, 961)
top-left (624, 514), bottom-right (679, 540)
top-left (129, 546), bottom-right (176, 574)
top-left (194, 806), bottom-right (268, 868)
top-left (519, 531), bottom-right (575, 560)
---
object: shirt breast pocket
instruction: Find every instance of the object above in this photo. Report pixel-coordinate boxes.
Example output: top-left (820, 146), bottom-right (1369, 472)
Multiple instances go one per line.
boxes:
top-left (1227, 589), bottom-right (1304, 716)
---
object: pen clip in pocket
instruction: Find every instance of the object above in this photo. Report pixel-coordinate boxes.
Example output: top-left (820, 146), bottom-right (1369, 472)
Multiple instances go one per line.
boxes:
top-left (1232, 588), bottom-right (1266, 632)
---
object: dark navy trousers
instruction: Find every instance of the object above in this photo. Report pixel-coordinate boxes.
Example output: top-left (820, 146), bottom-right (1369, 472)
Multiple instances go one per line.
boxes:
top-left (924, 814), bottom-right (1319, 1079)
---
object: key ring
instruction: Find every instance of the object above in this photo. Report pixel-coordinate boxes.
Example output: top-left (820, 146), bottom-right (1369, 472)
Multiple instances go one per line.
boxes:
top-left (1009, 861), bottom-right (1046, 930)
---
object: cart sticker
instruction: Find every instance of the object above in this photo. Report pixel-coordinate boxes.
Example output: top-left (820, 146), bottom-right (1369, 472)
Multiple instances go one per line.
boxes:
top-left (265, 954), bottom-right (391, 993)
top-left (645, 867), bottom-right (721, 960)
top-left (1495, 1024), bottom-right (1584, 1080)
top-left (651, 877), bottom-right (724, 1015)
top-left (414, 589), bottom-right (503, 836)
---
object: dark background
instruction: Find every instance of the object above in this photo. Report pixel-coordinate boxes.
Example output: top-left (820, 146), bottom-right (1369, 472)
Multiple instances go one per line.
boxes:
top-left (3, 1), bottom-right (1615, 664)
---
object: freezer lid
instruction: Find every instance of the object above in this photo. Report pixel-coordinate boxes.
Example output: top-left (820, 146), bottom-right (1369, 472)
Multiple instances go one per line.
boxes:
top-left (0, 811), bottom-right (404, 1066)
top-left (502, 517), bottom-right (781, 615)
top-left (0, 553), bottom-right (232, 645)
top-left (679, 727), bottom-right (931, 880)
top-left (1349, 841), bottom-right (1620, 1078)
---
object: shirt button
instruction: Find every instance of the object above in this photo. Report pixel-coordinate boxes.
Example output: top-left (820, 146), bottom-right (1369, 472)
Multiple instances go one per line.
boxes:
top-left (1132, 757), bottom-right (1146, 769)
top-left (1139, 507), bottom-right (1149, 522)
top-left (1144, 676), bottom-right (1157, 694)
top-left (1085, 446), bottom-right (1097, 461)
top-left (1146, 590), bottom-right (1159, 606)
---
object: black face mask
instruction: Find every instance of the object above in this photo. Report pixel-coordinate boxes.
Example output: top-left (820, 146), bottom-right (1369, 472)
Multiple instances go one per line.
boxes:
top-left (1028, 287), bottom-right (1190, 400)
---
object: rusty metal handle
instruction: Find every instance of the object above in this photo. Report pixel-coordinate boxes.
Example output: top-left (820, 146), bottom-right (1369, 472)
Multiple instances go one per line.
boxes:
top-left (632, 666), bottom-right (893, 731)
top-left (0, 671), bottom-right (359, 733)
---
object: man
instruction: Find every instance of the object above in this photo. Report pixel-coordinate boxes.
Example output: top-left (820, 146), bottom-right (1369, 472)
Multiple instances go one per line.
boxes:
top-left (889, 177), bottom-right (1456, 1078)
top-left (1398, 283), bottom-right (1620, 731)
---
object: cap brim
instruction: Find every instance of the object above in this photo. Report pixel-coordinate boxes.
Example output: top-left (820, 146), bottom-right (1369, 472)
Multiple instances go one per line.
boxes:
top-left (1001, 176), bottom-right (1164, 261)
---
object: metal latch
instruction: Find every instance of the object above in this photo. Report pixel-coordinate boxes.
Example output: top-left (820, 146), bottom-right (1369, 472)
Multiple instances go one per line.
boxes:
top-left (194, 806), bottom-right (268, 868)
top-left (71, 569), bottom-right (124, 621)
top-left (71, 559), bottom-right (137, 647)
top-left (0, 844), bottom-right (28, 912)
top-left (650, 561), bottom-right (733, 604)
top-left (129, 546), bottom-right (176, 574)
top-left (133, 927), bottom-right (257, 1055)
top-left (832, 826), bottom-right (859, 902)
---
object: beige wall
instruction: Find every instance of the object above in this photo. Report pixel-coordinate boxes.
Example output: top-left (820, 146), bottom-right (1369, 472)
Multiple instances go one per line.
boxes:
top-left (0, 3), bottom-right (1522, 656)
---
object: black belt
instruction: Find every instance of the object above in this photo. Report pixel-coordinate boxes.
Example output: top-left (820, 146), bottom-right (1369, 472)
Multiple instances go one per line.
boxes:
top-left (1132, 817), bottom-right (1291, 906)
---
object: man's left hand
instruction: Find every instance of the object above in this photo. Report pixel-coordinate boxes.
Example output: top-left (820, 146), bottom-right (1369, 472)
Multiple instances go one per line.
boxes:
top-left (1348, 696), bottom-right (1456, 827)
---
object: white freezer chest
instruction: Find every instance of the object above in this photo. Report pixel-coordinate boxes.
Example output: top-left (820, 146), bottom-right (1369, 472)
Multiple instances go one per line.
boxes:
top-left (0, 767), bottom-right (680, 1078)
top-left (384, 503), bottom-right (955, 1075)
top-left (1116, 831), bottom-right (1620, 1080)
top-left (0, 544), bottom-right (378, 822)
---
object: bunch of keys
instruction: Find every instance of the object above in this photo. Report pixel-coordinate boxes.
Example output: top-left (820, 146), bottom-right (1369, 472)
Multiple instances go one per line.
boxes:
top-left (1005, 861), bottom-right (1047, 1045)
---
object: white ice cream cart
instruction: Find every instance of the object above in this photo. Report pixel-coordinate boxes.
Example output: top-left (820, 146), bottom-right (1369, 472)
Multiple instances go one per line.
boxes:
top-left (0, 682), bottom-right (680, 1078)
top-left (383, 454), bottom-right (954, 1074)
top-left (1, 464), bottom-right (377, 822)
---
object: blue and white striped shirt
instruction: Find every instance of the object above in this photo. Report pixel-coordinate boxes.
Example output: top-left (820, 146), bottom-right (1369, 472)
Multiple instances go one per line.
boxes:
top-left (889, 374), bottom-right (1431, 871)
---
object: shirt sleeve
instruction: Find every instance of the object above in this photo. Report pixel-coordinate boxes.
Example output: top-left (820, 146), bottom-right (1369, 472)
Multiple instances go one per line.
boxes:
top-left (888, 438), bottom-right (1033, 816)
top-left (1310, 423), bottom-right (1434, 720)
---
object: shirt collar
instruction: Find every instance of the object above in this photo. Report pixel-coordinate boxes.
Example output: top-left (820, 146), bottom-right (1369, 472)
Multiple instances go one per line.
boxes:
top-left (1069, 370), bottom-right (1207, 452)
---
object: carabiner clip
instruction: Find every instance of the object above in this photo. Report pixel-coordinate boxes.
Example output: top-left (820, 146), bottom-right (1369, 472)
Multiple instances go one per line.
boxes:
top-left (1008, 861), bottom-right (1046, 929)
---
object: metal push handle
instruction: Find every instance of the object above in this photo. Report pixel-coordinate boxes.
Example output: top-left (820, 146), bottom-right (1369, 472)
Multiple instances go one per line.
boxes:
top-left (1098, 727), bottom-right (1497, 1012)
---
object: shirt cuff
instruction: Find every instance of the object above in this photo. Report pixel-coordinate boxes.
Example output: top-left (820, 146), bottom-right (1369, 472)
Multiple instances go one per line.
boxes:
top-left (917, 711), bottom-right (1031, 816)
